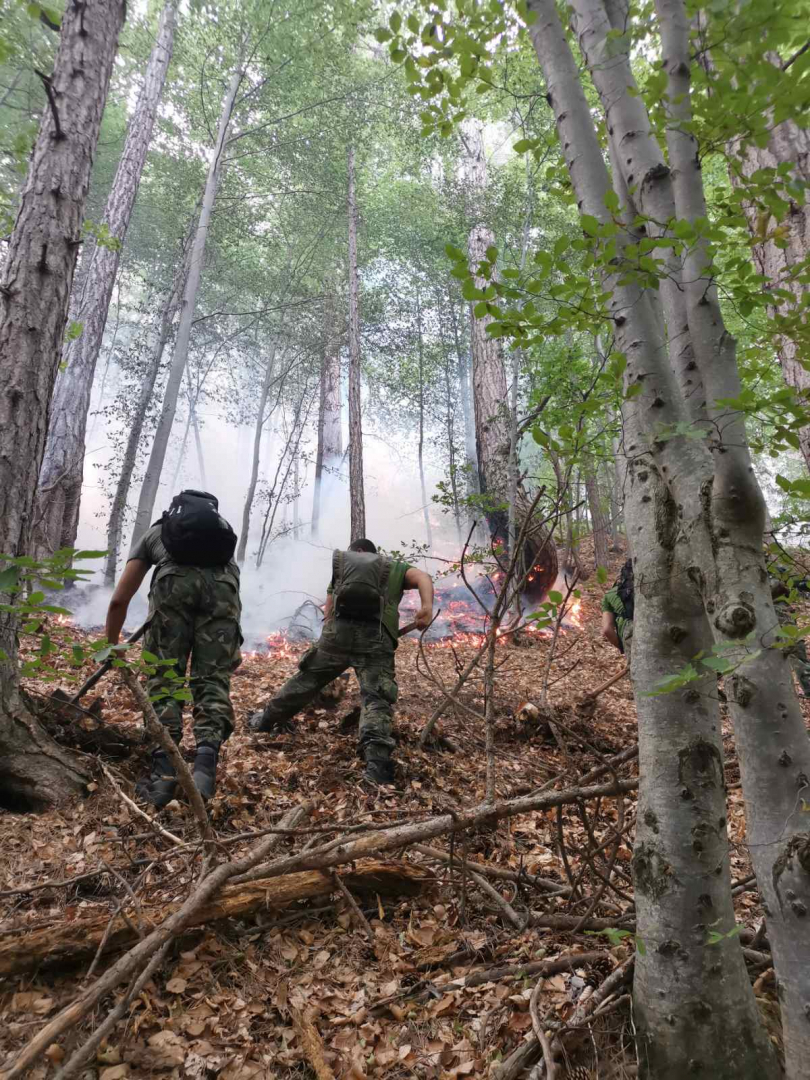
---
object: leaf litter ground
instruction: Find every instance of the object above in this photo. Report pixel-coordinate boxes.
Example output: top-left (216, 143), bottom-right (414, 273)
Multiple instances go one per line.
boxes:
top-left (0, 551), bottom-right (796, 1079)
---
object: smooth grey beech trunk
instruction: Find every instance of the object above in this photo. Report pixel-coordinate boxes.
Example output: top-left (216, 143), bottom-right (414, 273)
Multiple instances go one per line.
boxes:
top-left (35, 1), bottom-right (178, 559)
top-left (312, 279), bottom-right (343, 538)
top-left (446, 286), bottom-right (479, 496)
top-left (131, 64), bottom-right (243, 544)
top-left (347, 145), bottom-right (365, 542)
top-left (103, 225), bottom-right (194, 585)
top-left (583, 460), bottom-right (609, 570)
top-left (415, 285), bottom-right (433, 552)
top-left (236, 341), bottom-right (279, 564)
top-left (527, 1), bottom-right (782, 1076)
top-left (0, 0), bottom-right (126, 807)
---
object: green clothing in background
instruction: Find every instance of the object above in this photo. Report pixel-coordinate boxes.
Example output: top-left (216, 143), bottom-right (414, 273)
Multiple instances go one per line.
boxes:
top-left (261, 555), bottom-right (414, 751)
top-left (129, 525), bottom-right (242, 747)
top-left (327, 556), bottom-right (413, 643)
top-left (601, 586), bottom-right (633, 647)
top-left (775, 600), bottom-right (810, 698)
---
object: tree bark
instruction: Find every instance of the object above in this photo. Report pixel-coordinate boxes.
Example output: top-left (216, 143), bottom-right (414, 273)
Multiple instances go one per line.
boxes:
top-left (131, 64), bottom-right (243, 544)
top-left (34, 0), bottom-right (178, 559)
top-left (527, 3), bottom-right (781, 1077)
top-left (103, 228), bottom-right (193, 585)
top-left (447, 285), bottom-right (479, 495)
top-left (236, 341), bottom-right (279, 564)
top-left (0, 0), bottom-right (126, 808)
top-left (312, 279), bottom-right (342, 538)
top-left (347, 145), bottom-right (365, 542)
top-left (583, 458), bottom-right (609, 569)
top-left (415, 285), bottom-right (433, 552)
top-left (465, 125), bottom-right (557, 597)
top-left (732, 114), bottom-right (810, 467)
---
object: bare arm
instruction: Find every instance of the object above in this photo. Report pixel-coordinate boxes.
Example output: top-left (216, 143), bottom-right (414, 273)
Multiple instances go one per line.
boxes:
top-left (105, 560), bottom-right (149, 645)
top-left (601, 611), bottom-right (621, 650)
top-left (404, 567), bottom-right (435, 629)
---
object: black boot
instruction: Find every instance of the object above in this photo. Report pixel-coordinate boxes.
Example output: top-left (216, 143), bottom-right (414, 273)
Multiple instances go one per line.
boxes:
top-left (192, 743), bottom-right (219, 801)
top-left (249, 709), bottom-right (294, 734)
top-left (363, 746), bottom-right (395, 786)
top-left (136, 750), bottom-right (177, 810)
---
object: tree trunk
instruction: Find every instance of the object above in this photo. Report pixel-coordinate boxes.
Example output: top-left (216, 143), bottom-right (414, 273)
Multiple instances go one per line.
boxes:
top-left (0, 0), bottom-right (126, 807)
top-left (732, 118), bottom-right (810, 468)
top-left (131, 64), bottom-right (243, 544)
top-left (103, 231), bottom-right (193, 585)
top-left (35, 1), bottom-right (178, 559)
top-left (465, 124), bottom-right (556, 596)
top-left (447, 286), bottom-right (479, 495)
top-left (527, 2), bottom-right (781, 1076)
top-left (237, 341), bottom-right (279, 564)
top-left (583, 459), bottom-right (609, 569)
top-left (312, 280), bottom-right (342, 538)
top-left (415, 285), bottom-right (433, 552)
top-left (347, 146), bottom-right (365, 542)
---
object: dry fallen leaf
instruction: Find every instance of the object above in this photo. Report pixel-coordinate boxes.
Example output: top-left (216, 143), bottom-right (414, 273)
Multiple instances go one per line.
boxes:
top-left (99, 1065), bottom-right (128, 1080)
top-left (166, 977), bottom-right (188, 994)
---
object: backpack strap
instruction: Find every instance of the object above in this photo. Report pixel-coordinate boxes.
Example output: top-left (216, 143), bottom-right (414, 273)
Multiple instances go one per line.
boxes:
top-left (377, 557), bottom-right (391, 636)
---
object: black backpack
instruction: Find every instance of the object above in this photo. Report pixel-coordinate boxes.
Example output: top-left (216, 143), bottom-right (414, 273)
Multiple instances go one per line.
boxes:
top-left (331, 549), bottom-right (390, 622)
top-left (160, 490), bottom-right (237, 568)
top-left (615, 558), bottom-right (634, 622)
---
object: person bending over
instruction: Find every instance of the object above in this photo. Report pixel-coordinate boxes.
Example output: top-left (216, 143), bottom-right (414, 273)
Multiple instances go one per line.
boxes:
top-left (250, 538), bottom-right (434, 785)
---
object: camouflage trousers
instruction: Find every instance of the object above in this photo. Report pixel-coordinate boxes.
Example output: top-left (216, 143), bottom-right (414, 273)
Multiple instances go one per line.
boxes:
top-left (258, 619), bottom-right (398, 753)
top-left (144, 567), bottom-right (242, 747)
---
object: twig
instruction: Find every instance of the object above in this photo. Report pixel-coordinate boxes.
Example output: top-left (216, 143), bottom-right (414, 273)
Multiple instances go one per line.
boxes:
top-left (291, 1009), bottom-right (336, 1080)
top-left (101, 762), bottom-right (184, 848)
top-left (529, 975), bottom-right (558, 1080)
top-left (331, 871), bottom-right (375, 944)
top-left (121, 669), bottom-right (212, 846)
top-left (413, 844), bottom-right (570, 896)
top-left (34, 69), bottom-right (63, 140)
top-left (468, 867), bottom-right (527, 931)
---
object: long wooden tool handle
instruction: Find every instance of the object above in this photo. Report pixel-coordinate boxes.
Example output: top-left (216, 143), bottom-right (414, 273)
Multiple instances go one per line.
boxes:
top-left (398, 620), bottom-right (418, 638)
top-left (579, 664), bottom-right (629, 703)
top-left (68, 622), bottom-right (149, 704)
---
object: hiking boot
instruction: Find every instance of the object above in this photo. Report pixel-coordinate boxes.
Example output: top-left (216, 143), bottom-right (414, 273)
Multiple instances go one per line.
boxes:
top-left (136, 750), bottom-right (177, 810)
top-left (249, 709), bottom-right (294, 734)
top-left (363, 747), bottom-right (395, 786)
top-left (192, 743), bottom-right (219, 801)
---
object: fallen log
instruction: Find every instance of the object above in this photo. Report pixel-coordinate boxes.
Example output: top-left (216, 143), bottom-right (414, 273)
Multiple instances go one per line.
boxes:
top-left (0, 859), bottom-right (432, 979)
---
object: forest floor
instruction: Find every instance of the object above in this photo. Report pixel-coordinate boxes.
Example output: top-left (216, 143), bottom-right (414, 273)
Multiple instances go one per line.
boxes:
top-left (0, 549), bottom-right (796, 1080)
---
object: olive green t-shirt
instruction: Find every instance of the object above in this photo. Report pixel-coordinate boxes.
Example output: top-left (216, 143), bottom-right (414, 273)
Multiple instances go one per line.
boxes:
top-left (327, 555), bottom-right (413, 641)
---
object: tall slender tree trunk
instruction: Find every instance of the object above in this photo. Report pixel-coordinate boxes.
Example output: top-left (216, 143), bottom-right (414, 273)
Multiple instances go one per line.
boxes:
top-left (103, 229), bottom-right (193, 585)
top-left (583, 459), bottom-right (609, 569)
top-left (131, 64), bottom-right (243, 543)
top-left (529, 0), bottom-right (794, 1074)
top-left (415, 286), bottom-right (433, 552)
top-left (237, 341), bottom-right (278, 564)
top-left (35, 1), bottom-right (178, 558)
top-left (447, 287), bottom-right (478, 495)
top-left (0, 0), bottom-right (126, 807)
top-left (464, 124), bottom-right (556, 594)
top-left (347, 146), bottom-right (365, 542)
top-left (312, 279), bottom-right (343, 538)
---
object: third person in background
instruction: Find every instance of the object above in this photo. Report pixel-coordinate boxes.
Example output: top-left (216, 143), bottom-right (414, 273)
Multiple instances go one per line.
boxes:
top-left (601, 558), bottom-right (634, 660)
top-left (249, 538), bottom-right (434, 785)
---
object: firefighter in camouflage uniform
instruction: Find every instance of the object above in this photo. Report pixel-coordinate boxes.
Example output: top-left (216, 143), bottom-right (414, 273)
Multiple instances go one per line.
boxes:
top-left (770, 571), bottom-right (810, 698)
top-left (250, 538), bottom-right (434, 784)
top-left (105, 490), bottom-right (242, 808)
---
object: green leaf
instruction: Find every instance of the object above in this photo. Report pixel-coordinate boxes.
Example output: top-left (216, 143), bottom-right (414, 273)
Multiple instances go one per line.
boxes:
top-left (513, 138), bottom-right (533, 154)
top-left (596, 566), bottom-right (608, 584)
top-left (389, 11), bottom-right (402, 33)
top-left (445, 243), bottom-right (464, 262)
top-left (548, 590), bottom-right (563, 604)
top-left (604, 189), bottom-right (620, 213)
top-left (142, 650), bottom-right (159, 664)
top-left (485, 244), bottom-right (498, 262)
top-left (373, 27), bottom-right (392, 42)
top-left (0, 566), bottom-right (20, 591)
top-left (581, 214), bottom-right (599, 236)
top-left (73, 549), bottom-right (108, 560)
